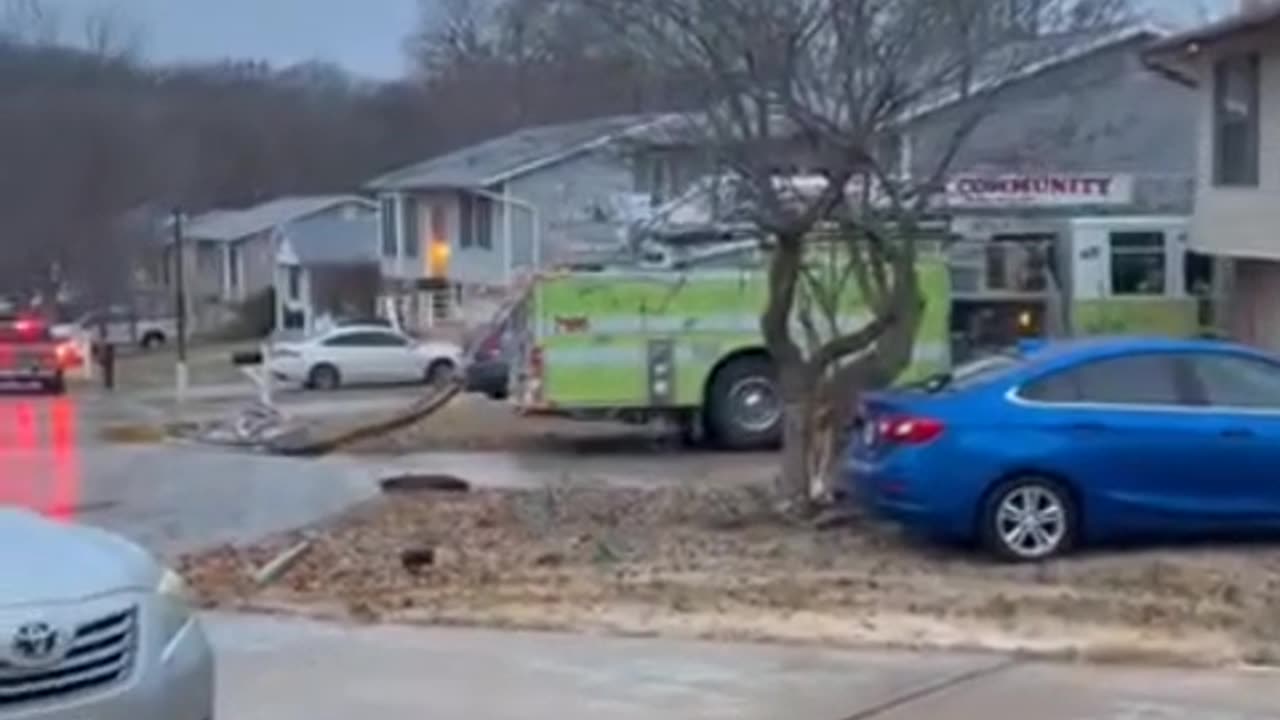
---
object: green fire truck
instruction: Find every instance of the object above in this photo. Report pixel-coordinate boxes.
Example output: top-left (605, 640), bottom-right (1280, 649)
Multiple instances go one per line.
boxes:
top-left (503, 215), bottom-right (1207, 450)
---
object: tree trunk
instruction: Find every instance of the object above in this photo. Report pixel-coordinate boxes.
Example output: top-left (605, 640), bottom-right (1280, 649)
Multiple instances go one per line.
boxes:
top-left (811, 274), bottom-right (925, 501)
top-left (760, 234), bottom-right (811, 513)
top-left (777, 365), bottom-right (816, 516)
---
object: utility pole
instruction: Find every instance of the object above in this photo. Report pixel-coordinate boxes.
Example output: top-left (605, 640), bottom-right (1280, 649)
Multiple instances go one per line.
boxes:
top-left (172, 208), bottom-right (188, 403)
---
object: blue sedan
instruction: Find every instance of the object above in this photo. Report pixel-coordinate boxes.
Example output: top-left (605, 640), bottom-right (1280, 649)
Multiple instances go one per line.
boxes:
top-left (846, 336), bottom-right (1280, 561)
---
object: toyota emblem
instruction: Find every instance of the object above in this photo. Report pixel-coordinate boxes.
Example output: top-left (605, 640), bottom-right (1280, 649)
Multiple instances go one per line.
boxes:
top-left (8, 621), bottom-right (67, 669)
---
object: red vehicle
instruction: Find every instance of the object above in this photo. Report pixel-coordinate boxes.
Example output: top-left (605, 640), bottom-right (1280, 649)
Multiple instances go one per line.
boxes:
top-left (0, 313), bottom-right (80, 393)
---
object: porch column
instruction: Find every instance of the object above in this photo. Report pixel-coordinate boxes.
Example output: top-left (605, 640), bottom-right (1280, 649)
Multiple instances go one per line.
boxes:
top-left (503, 183), bottom-right (513, 285)
top-left (302, 269), bottom-right (314, 335)
top-left (274, 266), bottom-right (285, 333)
top-left (222, 243), bottom-right (233, 301)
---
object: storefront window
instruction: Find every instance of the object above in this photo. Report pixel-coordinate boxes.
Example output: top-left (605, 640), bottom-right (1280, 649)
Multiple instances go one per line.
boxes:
top-left (1110, 231), bottom-right (1166, 296)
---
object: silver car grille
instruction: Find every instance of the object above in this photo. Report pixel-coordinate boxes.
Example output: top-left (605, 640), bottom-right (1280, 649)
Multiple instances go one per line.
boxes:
top-left (0, 606), bottom-right (137, 708)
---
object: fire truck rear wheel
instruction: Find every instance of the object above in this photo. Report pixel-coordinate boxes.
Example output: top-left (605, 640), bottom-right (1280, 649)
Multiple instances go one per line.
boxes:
top-left (706, 355), bottom-right (782, 450)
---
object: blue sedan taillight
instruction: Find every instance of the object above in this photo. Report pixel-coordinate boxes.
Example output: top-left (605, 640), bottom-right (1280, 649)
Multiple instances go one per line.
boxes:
top-left (874, 415), bottom-right (945, 446)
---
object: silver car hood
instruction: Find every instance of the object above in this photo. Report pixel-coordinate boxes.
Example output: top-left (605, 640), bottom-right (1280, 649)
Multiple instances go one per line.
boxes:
top-left (0, 509), bottom-right (160, 607)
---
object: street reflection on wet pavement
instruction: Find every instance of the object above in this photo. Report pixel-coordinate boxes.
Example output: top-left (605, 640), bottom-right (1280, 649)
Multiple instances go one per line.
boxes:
top-left (0, 391), bottom-right (379, 556)
top-left (0, 394), bottom-right (81, 520)
top-left (0, 390), bottom-right (772, 557)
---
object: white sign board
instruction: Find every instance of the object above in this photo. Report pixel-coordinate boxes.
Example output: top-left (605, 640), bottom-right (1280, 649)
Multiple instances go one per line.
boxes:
top-left (945, 173), bottom-right (1134, 208)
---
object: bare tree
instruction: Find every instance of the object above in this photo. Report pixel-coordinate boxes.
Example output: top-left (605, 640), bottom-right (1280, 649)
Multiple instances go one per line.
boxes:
top-left (406, 0), bottom-right (502, 77)
top-left (81, 5), bottom-right (145, 60)
top-left (579, 0), bottom-right (1130, 511)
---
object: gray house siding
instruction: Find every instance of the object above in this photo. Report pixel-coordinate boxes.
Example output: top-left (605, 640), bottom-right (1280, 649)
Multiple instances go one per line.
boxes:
top-left (237, 229), bottom-right (276, 301)
top-left (503, 145), bottom-right (640, 269)
top-left (380, 146), bottom-right (656, 289)
top-left (179, 199), bottom-right (375, 333)
top-left (909, 40), bottom-right (1197, 180)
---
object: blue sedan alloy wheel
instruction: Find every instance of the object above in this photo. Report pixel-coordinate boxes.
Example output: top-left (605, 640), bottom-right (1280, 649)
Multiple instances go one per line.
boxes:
top-left (981, 476), bottom-right (1077, 562)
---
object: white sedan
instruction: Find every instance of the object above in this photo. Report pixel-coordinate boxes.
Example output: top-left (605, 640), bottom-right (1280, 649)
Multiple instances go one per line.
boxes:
top-left (268, 324), bottom-right (463, 390)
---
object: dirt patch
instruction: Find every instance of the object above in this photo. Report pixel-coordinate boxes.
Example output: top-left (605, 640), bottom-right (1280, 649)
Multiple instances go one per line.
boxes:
top-left (338, 396), bottom-right (677, 454)
top-left (178, 483), bottom-right (1280, 667)
top-left (98, 423), bottom-right (170, 444)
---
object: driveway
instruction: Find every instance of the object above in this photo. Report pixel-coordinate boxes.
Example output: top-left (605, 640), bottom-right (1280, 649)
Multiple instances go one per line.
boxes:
top-left (209, 614), bottom-right (1280, 720)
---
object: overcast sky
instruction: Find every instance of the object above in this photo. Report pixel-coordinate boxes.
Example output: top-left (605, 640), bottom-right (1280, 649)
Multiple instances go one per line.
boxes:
top-left (43, 0), bottom-right (1240, 80)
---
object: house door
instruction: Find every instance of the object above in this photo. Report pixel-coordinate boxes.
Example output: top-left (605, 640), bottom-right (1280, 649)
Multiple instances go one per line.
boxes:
top-left (1232, 260), bottom-right (1280, 351)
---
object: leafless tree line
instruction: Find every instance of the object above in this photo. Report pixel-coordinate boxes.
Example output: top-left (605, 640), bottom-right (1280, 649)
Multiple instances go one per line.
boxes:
top-left (0, 0), bottom-right (687, 310)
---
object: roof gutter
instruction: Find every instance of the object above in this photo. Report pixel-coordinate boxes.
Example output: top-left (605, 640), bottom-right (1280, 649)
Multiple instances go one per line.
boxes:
top-left (369, 115), bottom-right (677, 193)
top-left (1143, 5), bottom-right (1280, 86)
top-left (897, 24), bottom-right (1165, 124)
top-left (477, 114), bottom-right (678, 187)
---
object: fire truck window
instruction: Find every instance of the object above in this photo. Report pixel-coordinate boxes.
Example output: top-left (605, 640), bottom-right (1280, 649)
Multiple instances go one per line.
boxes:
top-left (989, 234), bottom-right (1054, 293)
top-left (1110, 231), bottom-right (1166, 296)
top-left (984, 244), bottom-right (1007, 290)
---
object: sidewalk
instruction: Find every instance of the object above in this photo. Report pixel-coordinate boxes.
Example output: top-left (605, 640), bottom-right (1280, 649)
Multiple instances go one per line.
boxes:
top-left (208, 613), bottom-right (1280, 720)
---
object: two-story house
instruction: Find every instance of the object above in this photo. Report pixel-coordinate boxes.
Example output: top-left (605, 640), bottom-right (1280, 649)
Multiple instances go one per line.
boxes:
top-left (366, 113), bottom-right (702, 328)
top-left (1146, 1), bottom-right (1280, 349)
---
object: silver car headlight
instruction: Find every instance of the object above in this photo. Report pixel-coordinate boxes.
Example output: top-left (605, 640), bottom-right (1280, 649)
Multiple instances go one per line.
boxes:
top-left (157, 567), bottom-right (192, 604)
top-left (154, 567), bottom-right (196, 647)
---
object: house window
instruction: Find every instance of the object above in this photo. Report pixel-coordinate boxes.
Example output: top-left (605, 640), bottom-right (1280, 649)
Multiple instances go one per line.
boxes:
top-left (459, 195), bottom-right (474, 248)
top-left (1213, 53), bottom-right (1260, 187)
top-left (379, 196), bottom-right (396, 256)
top-left (475, 197), bottom-right (492, 249)
top-left (287, 266), bottom-right (303, 301)
top-left (876, 132), bottom-right (907, 177)
top-left (1110, 231), bottom-right (1166, 296)
top-left (402, 196), bottom-right (420, 258)
top-left (458, 194), bottom-right (493, 250)
top-left (634, 155), bottom-right (674, 206)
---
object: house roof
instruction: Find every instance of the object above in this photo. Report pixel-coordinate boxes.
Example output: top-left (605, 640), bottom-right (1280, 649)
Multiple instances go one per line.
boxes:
top-left (184, 194), bottom-right (375, 242)
top-left (628, 24), bottom-right (1168, 143)
top-left (279, 214), bottom-right (378, 266)
top-left (366, 113), bottom-right (668, 192)
top-left (900, 23), bottom-right (1167, 123)
top-left (1144, 4), bottom-right (1280, 83)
